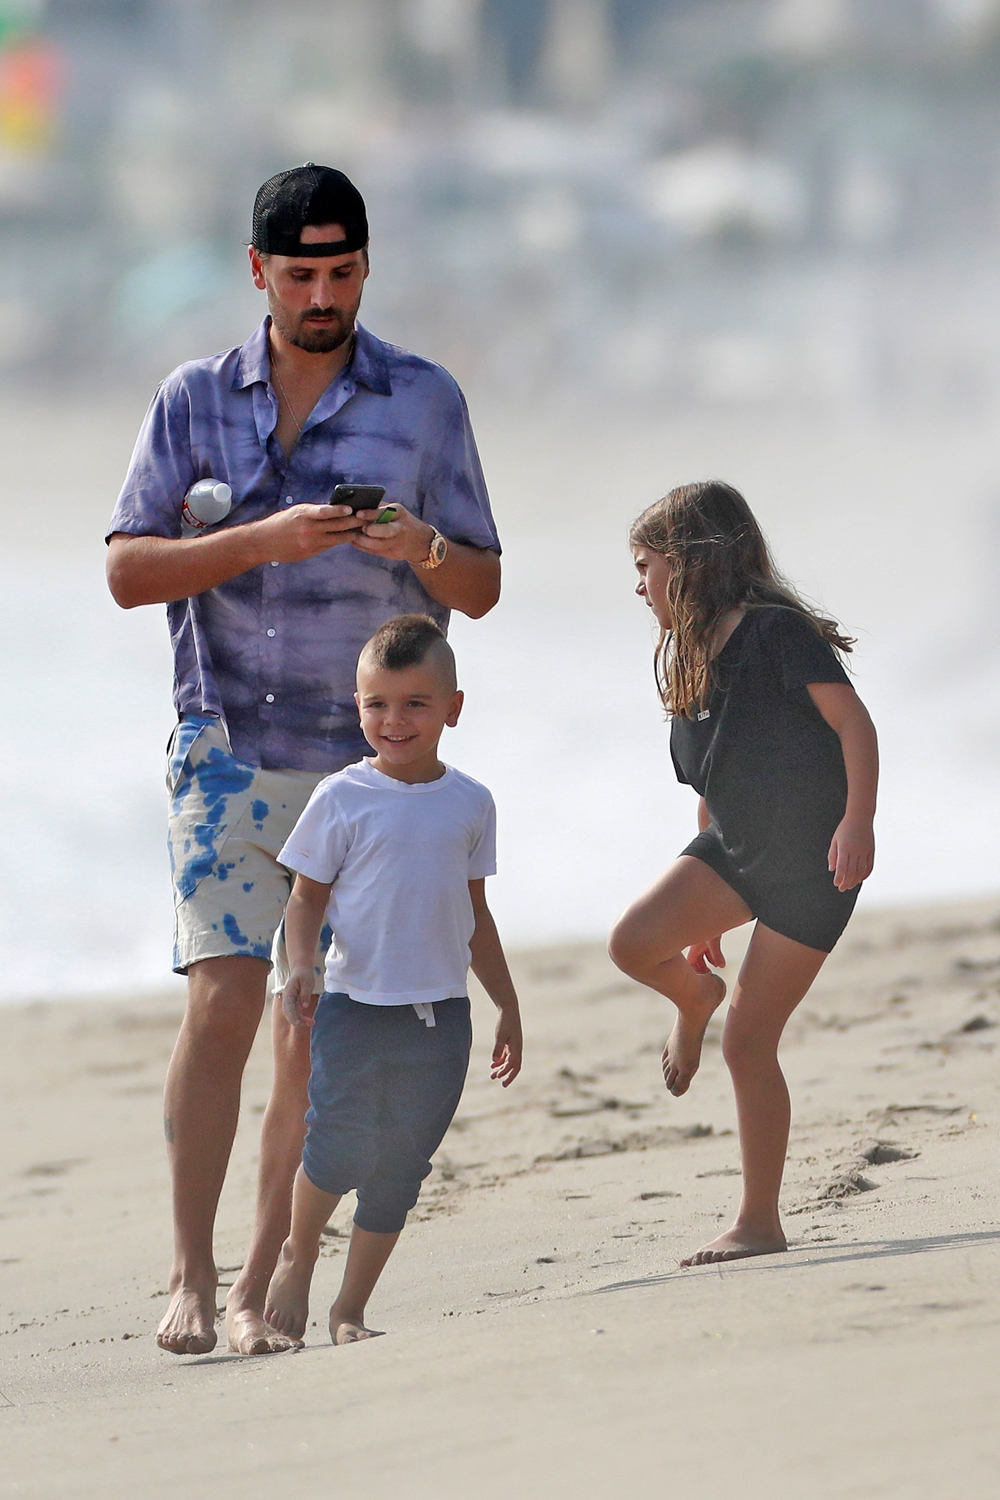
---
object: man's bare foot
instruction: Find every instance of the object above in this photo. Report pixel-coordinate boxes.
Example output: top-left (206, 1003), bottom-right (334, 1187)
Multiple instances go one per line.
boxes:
top-left (330, 1312), bottom-right (384, 1346)
top-left (156, 1283), bottom-right (218, 1356)
top-left (225, 1292), bottom-right (302, 1356)
top-left (662, 973), bottom-right (726, 1096)
top-left (263, 1241), bottom-right (315, 1342)
top-left (680, 1226), bottom-right (788, 1267)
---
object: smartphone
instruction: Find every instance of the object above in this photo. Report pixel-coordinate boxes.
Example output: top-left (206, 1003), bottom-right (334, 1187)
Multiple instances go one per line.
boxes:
top-left (329, 483), bottom-right (386, 513)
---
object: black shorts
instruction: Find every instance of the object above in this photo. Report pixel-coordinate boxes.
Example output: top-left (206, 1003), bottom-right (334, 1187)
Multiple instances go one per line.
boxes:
top-left (681, 828), bottom-right (860, 954)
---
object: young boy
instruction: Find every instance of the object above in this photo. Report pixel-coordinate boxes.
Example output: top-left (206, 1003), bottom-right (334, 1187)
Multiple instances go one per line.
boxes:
top-left (264, 614), bottom-right (522, 1347)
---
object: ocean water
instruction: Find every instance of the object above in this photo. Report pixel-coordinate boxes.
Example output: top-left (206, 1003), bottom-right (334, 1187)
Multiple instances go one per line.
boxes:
top-left (2, 396), bottom-right (998, 1002)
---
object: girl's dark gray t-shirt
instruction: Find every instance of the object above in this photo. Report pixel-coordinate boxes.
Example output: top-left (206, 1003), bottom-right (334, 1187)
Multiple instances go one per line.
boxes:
top-left (669, 606), bottom-right (851, 884)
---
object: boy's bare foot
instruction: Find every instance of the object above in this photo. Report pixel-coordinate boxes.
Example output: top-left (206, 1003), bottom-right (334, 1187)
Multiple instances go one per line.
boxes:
top-left (680, 1226), bottom-right (788, 1266)
top-left (662, 973), bottom-right (726, 1096)
top-left (264, 1241), bottom-right (315, 1342)
top-left (156, 1282), bottom-right (218, 1356)
top-left (330, 1313), bottom-right (384, 1345)
top-left (225, 1293), bottom-right (302, 1356)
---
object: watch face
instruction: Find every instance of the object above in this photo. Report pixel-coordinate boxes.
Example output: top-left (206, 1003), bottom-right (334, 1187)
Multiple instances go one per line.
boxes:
top-left (432, 533), bottom-right (448, 563)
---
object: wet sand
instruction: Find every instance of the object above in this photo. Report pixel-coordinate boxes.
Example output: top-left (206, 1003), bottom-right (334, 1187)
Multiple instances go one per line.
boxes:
top-left (2, 896), bottom-right (1000, 1497)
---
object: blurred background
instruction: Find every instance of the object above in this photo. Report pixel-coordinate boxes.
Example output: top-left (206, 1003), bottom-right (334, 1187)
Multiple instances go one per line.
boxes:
top-left (2, 0), bottom-right (999, 999)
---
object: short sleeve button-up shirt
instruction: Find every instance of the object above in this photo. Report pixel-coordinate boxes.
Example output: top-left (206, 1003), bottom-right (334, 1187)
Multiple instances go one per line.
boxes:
top-left (108, 320), bottom-right (500, 773)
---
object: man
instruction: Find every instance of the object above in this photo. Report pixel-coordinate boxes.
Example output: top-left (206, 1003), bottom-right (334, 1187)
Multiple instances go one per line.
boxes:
top-left (106, 164), bottom-right (501, 1356)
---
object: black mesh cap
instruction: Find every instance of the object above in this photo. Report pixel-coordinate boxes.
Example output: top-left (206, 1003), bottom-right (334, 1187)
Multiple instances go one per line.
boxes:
top-left (252, 164), bottom-right (368, 257)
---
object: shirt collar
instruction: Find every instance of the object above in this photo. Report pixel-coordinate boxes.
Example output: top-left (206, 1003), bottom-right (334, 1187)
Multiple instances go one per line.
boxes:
top-left (233, 317), bottom-right (392, 396)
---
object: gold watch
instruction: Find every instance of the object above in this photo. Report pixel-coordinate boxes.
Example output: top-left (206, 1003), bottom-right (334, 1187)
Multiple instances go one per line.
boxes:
top-left (419, 529), bottom-right (449, 570)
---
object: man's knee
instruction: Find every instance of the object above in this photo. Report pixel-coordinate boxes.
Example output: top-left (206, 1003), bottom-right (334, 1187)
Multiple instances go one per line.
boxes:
top-left (269, 996), bottom-right (314, 1089)
top-left (184, 956), bottom-right (269, 1054)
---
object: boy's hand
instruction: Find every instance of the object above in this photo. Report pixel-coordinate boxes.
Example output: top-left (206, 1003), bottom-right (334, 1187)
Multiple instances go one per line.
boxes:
top-left (491, 1007), bottom-right (522, 1087)
top-left (687, 937), bottom-right (725, 974)
top-left (828, 816), bottom-right (875, 892)
top-left (281, 969), bottom-right (319, 1028)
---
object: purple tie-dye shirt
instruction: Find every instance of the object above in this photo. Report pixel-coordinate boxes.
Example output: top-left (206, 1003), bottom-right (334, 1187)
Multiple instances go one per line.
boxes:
top-left (108, 320), bottom-right (500, 772)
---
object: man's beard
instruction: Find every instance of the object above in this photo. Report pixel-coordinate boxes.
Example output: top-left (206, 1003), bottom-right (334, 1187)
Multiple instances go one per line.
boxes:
top-left (268, 296), bottom-right (357, 354)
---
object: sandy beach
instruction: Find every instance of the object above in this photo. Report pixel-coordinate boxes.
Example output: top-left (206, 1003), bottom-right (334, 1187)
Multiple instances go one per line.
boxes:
top-left (2, 894), bottom-right (1000, 1498)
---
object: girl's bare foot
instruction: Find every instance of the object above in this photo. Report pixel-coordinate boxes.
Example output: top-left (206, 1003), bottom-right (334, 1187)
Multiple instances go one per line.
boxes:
top-left (264, 1241), bottom-right (315, 1341)
top-left (662, 973), bottom-right (726, 1096)
top-left (156, 1282), bottom-right (218, 1356)
top-left (681, 1225), bottom-right (788, 1266)
top-left (330, 1311), bottom-right (384, 1345)
top-left (225, 1291), bottom-right (302, 1356)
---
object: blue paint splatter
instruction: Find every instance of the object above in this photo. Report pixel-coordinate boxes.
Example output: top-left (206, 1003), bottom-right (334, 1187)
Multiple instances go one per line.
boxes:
top-left (243, 881), bottom-right (255, 893)
top-left (223, 913), bottom-right (250, 947)
top-left (172, 744), bottom-right (255, 900)
top-left (252, 799), bottom-right (269, 829)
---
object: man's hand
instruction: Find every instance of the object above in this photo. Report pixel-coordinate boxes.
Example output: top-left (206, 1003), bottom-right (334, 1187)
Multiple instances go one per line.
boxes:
top-left (281, 968), bottom-right (320, 1027)
top-left (686, 937), bottom-right (725, 974)
top-left (828, 816), bottom-right (875, 892)
top-left (255, 503), bottom-right (364, 562)
top-left (490, 1005), bottom-right (523, 1087)
top-left (107, 504), bottom-right (366, 609)
top-left (350, 504), bottom-right (435, 566)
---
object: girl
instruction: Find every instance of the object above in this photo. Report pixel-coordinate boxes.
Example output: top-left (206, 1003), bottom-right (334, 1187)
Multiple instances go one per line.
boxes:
top-left (609, 481), bottom-right (877, 1266)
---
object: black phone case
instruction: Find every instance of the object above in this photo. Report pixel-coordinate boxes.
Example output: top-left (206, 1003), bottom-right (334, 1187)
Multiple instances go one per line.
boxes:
top-left (331, 484), bottom-right (386, 513)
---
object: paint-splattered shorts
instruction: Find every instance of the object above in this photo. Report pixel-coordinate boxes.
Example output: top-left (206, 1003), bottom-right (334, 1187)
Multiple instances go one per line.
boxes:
top-left (167, 715), bottom-right (335, 985)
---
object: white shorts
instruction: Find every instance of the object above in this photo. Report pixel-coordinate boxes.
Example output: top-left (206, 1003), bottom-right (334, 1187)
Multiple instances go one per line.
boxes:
top-left (167, 716), bottom-right (343, 990)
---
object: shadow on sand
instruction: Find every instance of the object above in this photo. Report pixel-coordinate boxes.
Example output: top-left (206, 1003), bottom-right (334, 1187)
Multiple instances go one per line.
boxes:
top-left (588, 1227), bottom-right (1000, 1297)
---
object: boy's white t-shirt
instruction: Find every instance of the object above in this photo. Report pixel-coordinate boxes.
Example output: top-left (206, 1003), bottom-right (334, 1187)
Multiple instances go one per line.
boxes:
top-left (277, 758), bottom-right (497, 1007)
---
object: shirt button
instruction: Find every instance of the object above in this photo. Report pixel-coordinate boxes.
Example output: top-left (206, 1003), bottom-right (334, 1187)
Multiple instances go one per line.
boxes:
top-left (266, 628), bottom-right (276, 637)
top-left (270, 560), bottom-right (280, 567)
top-left (285, 496), bottom-right (293, 505)
top-left (265, 694), bottom-right (275, 704)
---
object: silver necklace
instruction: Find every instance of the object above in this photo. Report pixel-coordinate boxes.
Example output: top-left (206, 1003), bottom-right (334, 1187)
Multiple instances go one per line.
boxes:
top-left (271, 363), bottom-right (303, 438)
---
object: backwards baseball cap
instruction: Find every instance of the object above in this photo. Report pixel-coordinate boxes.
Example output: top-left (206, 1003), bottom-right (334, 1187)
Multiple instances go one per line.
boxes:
top-left (252, 163), bottom-right (369, 257)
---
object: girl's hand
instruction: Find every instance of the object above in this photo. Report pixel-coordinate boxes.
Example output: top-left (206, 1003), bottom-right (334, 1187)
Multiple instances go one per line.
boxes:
top-left (828, 816), bottom-right (875, 891)
top-left (491, 1006), bottom-right (523, 1087)
top-left (281, 968), bottom-right (319, 1027)
top-left (686, 937), bottom-right (725, 974)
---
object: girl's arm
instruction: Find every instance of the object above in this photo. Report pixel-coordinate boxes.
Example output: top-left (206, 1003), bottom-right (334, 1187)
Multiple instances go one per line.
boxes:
top-left (807, 682), bottom-right (879, 892)
top-left (468, 878), bottom-right (523, 1086)
top-left (688, 797), bottom-right (725, 971)
top-left (281, 873), bottom-right (333, 1027)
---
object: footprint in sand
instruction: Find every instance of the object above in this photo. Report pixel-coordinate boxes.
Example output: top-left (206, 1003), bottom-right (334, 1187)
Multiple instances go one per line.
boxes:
top-left (22, 1159), bottom-right (87, 1177)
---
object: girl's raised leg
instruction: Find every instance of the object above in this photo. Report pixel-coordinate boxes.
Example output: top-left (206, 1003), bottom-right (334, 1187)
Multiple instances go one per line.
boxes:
top-left (609, 856), bottom-right (753, 1096)
top-left (681, 921), bottom-right (827, 1265)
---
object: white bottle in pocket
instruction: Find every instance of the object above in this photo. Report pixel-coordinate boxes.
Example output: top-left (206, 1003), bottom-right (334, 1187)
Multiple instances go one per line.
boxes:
top-left (181, 479), bottom-right (232, 535)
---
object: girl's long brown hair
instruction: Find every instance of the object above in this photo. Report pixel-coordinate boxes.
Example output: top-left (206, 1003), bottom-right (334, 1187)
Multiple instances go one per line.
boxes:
top-left (630, 480), bottom-right (854, 717)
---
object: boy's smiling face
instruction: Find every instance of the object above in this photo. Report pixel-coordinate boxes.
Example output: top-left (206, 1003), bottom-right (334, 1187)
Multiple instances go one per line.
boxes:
top-left (355, 657), bottom-right (463, 783)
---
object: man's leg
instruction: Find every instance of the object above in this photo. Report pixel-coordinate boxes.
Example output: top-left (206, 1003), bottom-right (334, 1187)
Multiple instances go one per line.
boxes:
top-left (225, 996), bottom-right (313, 1355)
top-left (156, 954), bottom-right (269, 1356)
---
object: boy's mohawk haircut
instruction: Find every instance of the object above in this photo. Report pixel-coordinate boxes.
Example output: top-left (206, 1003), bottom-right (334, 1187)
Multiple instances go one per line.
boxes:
top-left (363, 614), bottom-right (455, 683)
